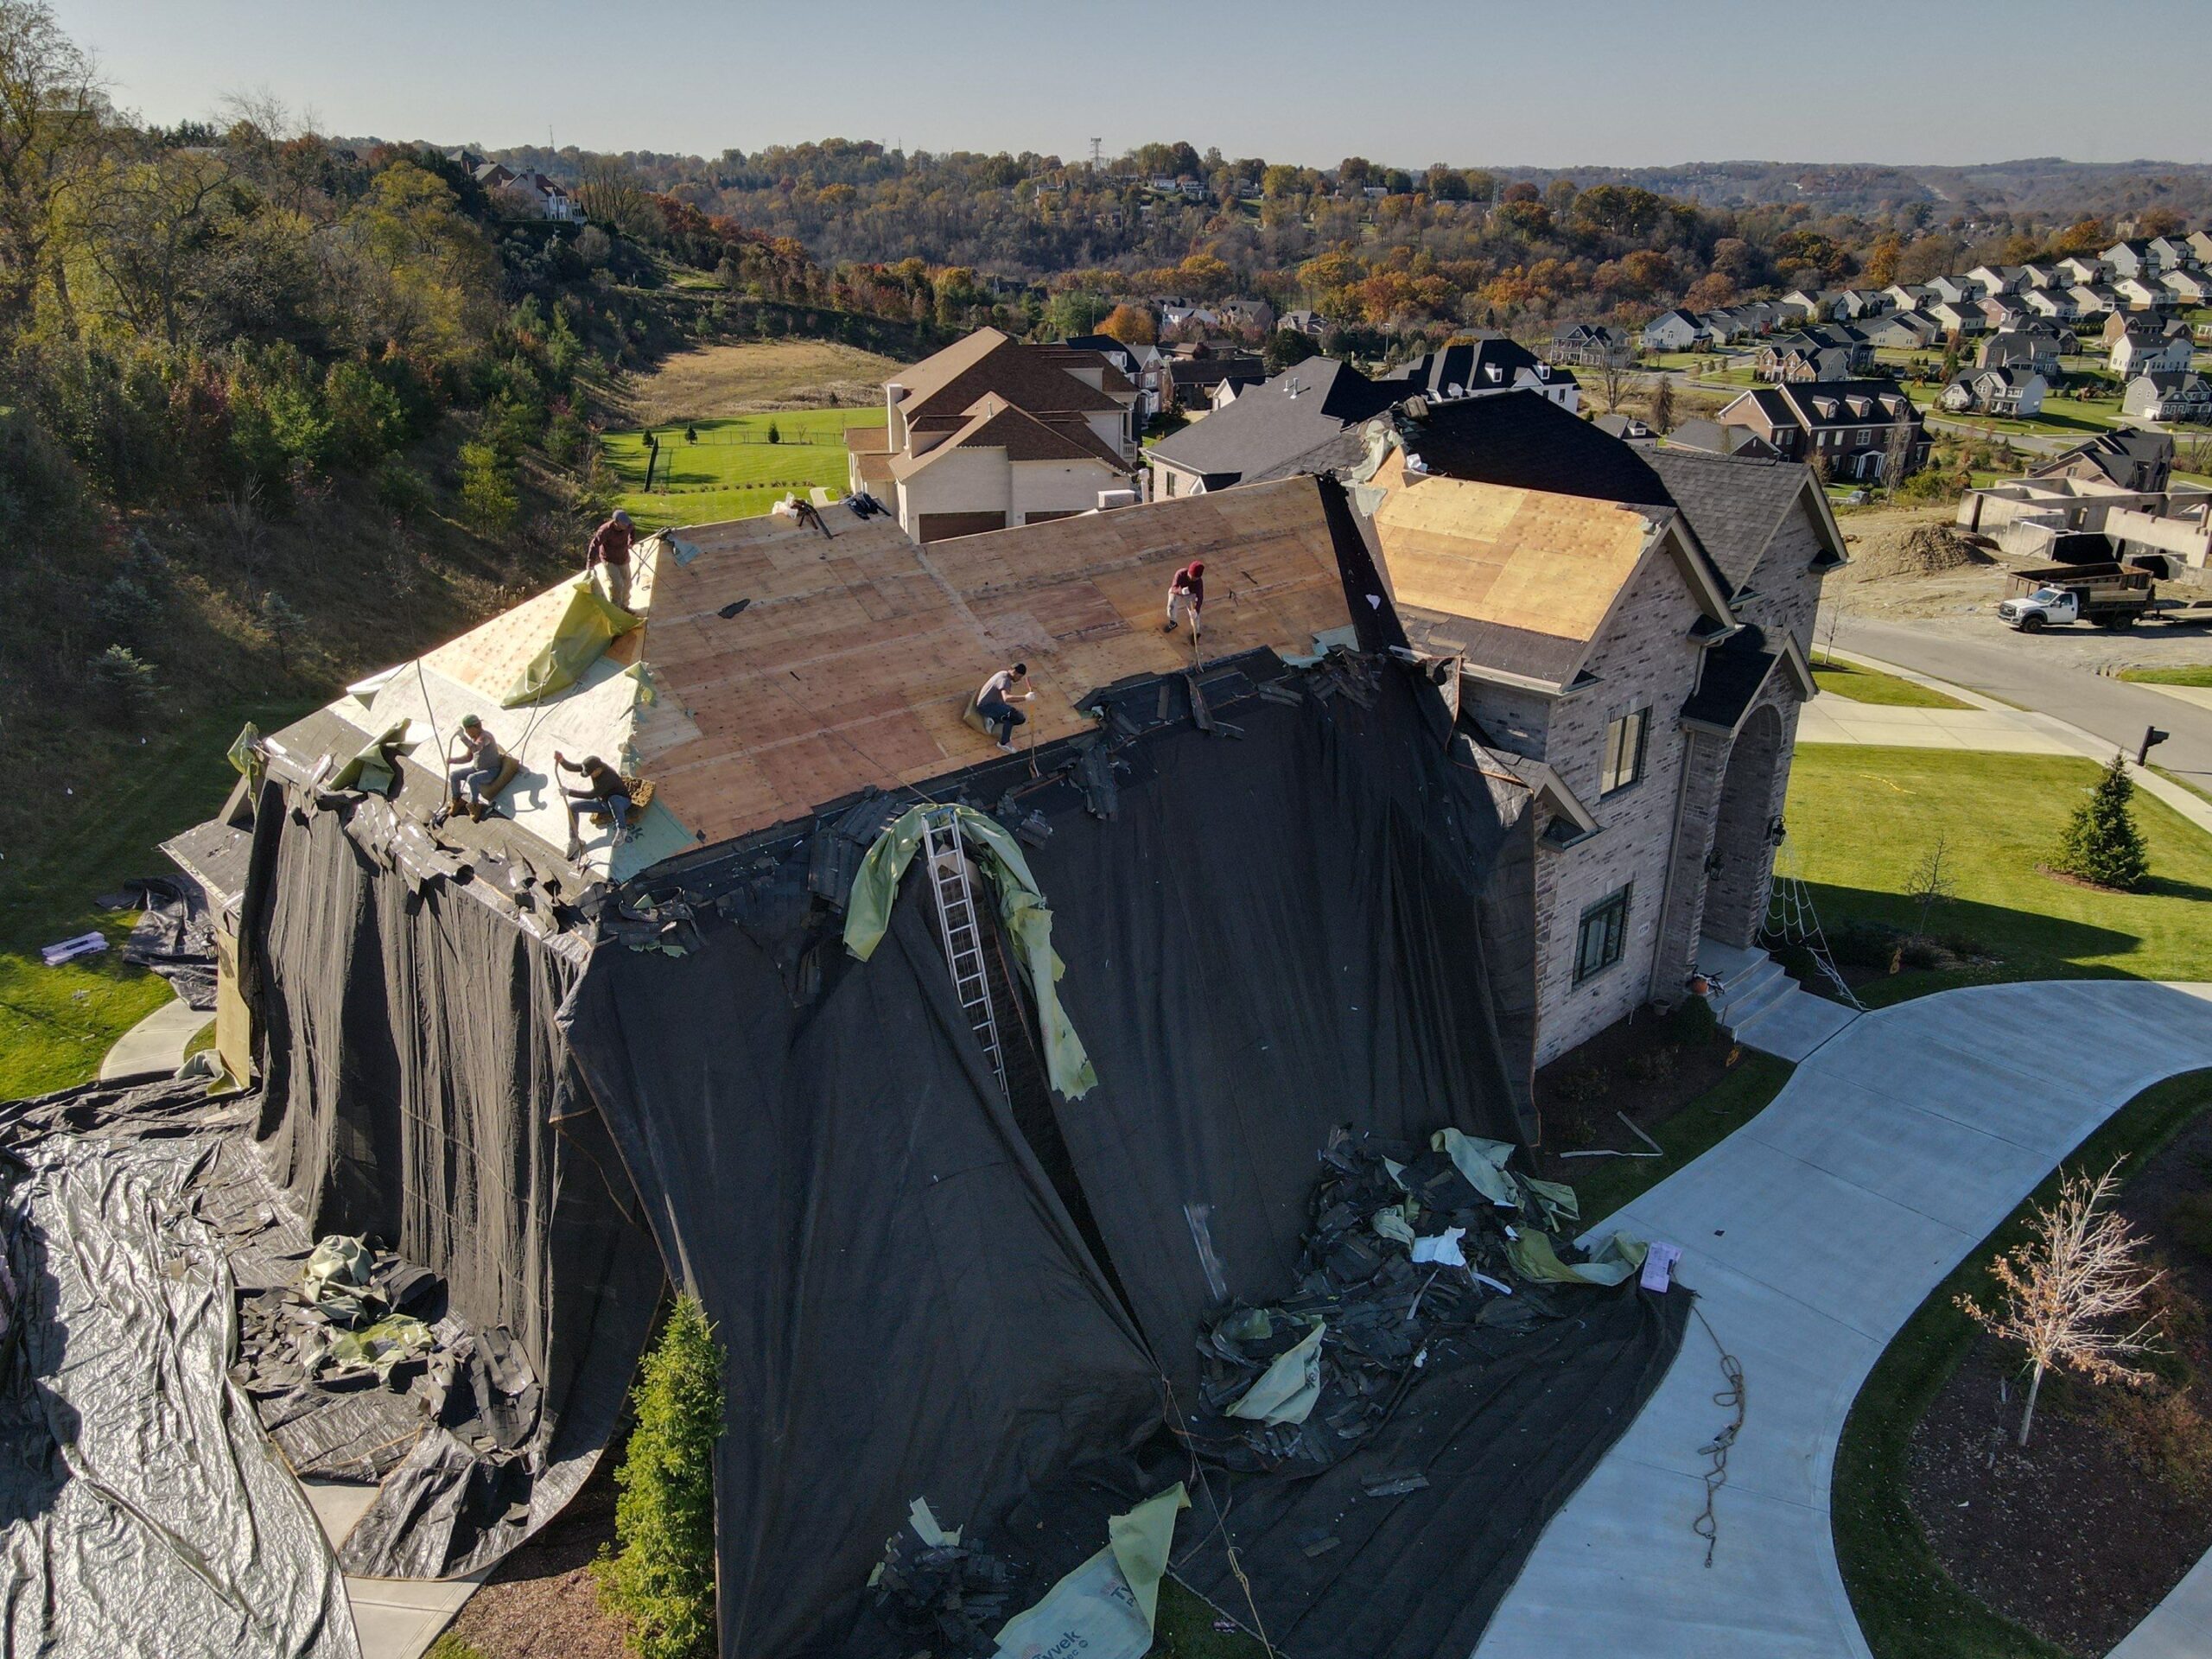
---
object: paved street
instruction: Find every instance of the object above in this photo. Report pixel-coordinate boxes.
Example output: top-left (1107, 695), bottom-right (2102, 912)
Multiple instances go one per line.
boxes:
top-left (1829, 612), bottom-right (2212, 796)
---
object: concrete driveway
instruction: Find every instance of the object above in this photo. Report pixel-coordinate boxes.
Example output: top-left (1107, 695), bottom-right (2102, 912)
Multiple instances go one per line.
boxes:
top-left (1477, 980), bottom-right (2212, 1658)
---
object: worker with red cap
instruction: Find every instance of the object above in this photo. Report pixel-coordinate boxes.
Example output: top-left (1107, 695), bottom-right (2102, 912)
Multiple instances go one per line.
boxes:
top-left (1164, 559), bottom-right (1205, 641)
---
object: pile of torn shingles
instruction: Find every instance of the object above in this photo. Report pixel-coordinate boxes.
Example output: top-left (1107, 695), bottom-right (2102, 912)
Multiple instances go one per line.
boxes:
top-left (1189, 1126), bottom-right (1632, 1475)
top-left (232, 1233), bottom-right (543, 1495)
top-left (868, 1506), bottom-right (1031, 1659)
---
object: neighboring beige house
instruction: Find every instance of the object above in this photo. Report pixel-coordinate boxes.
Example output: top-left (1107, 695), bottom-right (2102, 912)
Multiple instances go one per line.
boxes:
top-left (848, 328), bottom-right (1140, 541)
top-left (1941, 367), bottom-right (2047, 417)
top-left (888, 396), bottom-right (1133, 541)
top-left (2111, 328), bottom-right (2194, 377)
top-left (2114, 276), bottom-right (2171, 312)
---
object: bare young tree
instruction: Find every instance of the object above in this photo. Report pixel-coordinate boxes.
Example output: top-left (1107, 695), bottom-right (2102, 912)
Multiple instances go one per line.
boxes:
top-left (575, 156), bottom-right (657, 238)
top-left (1957, 1161), bottom-right (2163, 1447)
top-left (1598, 353), bottom-right (1632, 414)
top-left (1904, 833), bottom-right (1955, 941)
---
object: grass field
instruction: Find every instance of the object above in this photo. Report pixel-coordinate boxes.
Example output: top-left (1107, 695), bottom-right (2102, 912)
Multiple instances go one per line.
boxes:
top-left (1834, 1067), bottom-right (2212, 1659)
top-left (1786, 746), bottom-right (2212, 1007)
top-left (2120, 664), bottom-right (2212, 687)
top-left (1811, 655), bottom-right (1971, 709)
top-left (603, 407), bottom-right (887, 532)
top-left (613, 339), bottom-right (906, 426)
top-left (0, 699), bottom-right (314, 1100)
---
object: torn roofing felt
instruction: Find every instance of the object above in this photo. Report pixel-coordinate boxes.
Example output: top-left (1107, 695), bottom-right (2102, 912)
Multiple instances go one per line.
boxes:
top-left (248, 782), bottom-right (664, 1578)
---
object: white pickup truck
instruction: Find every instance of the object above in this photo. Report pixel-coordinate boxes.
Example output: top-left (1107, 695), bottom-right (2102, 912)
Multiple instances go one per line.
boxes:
top-left (1997, 564), bottom-right (2156, 632)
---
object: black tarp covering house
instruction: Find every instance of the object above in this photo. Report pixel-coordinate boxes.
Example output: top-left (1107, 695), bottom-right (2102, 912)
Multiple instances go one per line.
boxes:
top-left (249, 784), bottom-right (664, 1577)
top-left (551, 652), bottom-right (1687, 1659)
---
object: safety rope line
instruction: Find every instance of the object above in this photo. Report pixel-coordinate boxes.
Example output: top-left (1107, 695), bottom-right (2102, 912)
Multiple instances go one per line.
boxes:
top-left (1690, 1305), bottom-right (1745, 1569)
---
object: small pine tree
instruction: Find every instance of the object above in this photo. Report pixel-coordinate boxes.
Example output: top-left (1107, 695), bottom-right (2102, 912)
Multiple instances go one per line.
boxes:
top-left (258, 591), bottom-right (308, 671)
top-left (598, 1295), bottom-right (724, 1659)
top-left (458, 440), bottom-right (519, 535)
top-left (88, 644), bottom-right (160, 724)
top-left (765, 419), bottom-right (780, 445)
top-left (2054, 753), bottom-right (2150, 891)
top-left (1649, 377), bottom-right (1675, 434)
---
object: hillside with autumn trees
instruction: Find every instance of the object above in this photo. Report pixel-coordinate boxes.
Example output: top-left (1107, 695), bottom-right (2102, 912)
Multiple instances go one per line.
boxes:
top-left (487, 137), bottom-right (2212, 347)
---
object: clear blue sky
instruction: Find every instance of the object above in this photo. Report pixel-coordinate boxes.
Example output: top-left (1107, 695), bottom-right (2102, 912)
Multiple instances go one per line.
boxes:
top-left (52, 0), bottom-right (2212, 169)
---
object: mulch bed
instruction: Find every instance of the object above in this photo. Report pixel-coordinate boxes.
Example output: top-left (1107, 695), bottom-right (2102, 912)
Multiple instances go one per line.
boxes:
top-left (1905, 1112), bottom-right (2212, 1656)
top-left (441, 1439), bottom-right (633, 1659)
top-left (1529, 1001), bottom-right (1735, 1182)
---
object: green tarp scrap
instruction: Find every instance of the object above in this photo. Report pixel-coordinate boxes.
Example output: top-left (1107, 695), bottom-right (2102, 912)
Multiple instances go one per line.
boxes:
top-left (1522, 1177), bottom-right (1580, 1232)
top-left (500, 580), bottom-right (642, 709)
top-left (1505, 1229), bottom-right (1649, 1287)
top-left (1371, 1205), bottom-right (1416, 1247)
top-left (990, 1484), bottom-right (1189, 1659)
top-left (843, 804), bottom-right (1096, 1098)
top-left (1433, 1127), bottom-right (1519, 1206)
top-left (327, 1314), bottom-right (435, 1382)
top-left (227, 721), bottom-right (262, 775)
top-left (326, 722), bottom-right (416, 796)
top-left (1226, 1318), bottom-right (1325, 1425)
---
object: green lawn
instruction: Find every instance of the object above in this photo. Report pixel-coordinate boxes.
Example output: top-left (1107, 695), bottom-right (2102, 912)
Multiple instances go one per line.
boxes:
top-left (602, 408), bottom-right (885, 533)
top-left (1786, 747), bottom-right (2212, 1008)
top-left (0, 700), bottom-right (314, 1100)
top-left (2120, 664), bottom-right (2212, 687)
top-left (1812, 656), bottom-right (1971, 709)
top-left (1567, 1052), bottom-right (1796, 1224)
top-left (1834, 1067), bottom-right (2212, 1659)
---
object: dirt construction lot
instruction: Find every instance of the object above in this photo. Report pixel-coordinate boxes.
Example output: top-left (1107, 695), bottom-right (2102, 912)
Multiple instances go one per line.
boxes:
top-left (613, 339), bottom-right (908, 426)
top-left (1823, 505), bottom-right (2212, 672)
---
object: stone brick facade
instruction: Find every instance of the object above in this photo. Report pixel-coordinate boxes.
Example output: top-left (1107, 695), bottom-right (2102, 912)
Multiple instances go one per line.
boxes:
top-left (1463, 490), bottom-right (1832, 1065)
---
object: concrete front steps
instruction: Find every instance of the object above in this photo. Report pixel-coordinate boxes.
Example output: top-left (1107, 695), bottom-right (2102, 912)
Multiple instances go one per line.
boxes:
top-left (1696, 938), bottom-right (1859, 1062)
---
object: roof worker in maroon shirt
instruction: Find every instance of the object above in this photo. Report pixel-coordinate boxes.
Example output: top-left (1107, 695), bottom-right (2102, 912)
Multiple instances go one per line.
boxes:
top-left (1163, 558), bottom-right (1205, 642)
top-left (585, 508), bottom-right (636, 611)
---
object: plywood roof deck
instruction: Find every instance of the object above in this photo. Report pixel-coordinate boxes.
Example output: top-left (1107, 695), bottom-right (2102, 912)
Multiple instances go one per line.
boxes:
top-left (1371, 476), bottom-right (1662, 646)
top-left (637, 480), bottom-right (1355, 847)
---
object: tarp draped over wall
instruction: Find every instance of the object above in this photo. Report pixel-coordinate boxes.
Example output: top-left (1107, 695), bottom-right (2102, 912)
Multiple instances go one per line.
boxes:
top-left (1025, 671), bottom-right (1535, 1394)
top-left (563, 892), bottom-right (1162, 1659)
top-left (251, 795), bottom-right (663, 1577)
top-left (552, 657), bottom-right (1662, 1659)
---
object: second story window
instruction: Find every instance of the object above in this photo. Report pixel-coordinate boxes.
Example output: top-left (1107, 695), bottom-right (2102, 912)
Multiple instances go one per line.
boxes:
top-left (1602, 707), bottom-right (1649, 796)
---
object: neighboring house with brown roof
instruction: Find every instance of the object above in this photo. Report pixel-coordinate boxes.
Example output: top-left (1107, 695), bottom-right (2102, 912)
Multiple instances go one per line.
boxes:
top-left (1347, 392), bottom-right (1840, 1058)
top-left (849, 328), bottom-right (1141, 541)
top-left (1713, 382), bottom-right (1929, 483)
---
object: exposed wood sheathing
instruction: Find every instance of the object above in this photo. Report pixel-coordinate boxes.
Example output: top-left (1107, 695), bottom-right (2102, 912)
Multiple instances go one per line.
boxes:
top-left (634, 477), bottom-right (1354, 846)
top-left (1370, 477), bottom-right (1660, 647)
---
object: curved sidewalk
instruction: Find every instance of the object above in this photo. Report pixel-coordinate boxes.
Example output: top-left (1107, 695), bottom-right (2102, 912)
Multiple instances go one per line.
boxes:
top-left (1478, 979), bottom-right (2212, 1658)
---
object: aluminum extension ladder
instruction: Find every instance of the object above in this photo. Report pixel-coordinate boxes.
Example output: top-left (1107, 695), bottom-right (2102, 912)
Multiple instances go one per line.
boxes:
top-left (921, 807), bottom-right (1011, 1102)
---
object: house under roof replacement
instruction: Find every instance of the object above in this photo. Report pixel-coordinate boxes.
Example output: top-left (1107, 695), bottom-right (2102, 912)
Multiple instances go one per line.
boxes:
top-left (130, 391), bottom-right (1846, 1658)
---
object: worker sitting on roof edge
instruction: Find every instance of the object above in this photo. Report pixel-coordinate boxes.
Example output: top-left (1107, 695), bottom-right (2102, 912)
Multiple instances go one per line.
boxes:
top-left (586, 508), bottom-right (636, 610)
top-left (975, 663), bottom-right (1034, 753)
top-left (1164, 559), bottom-right (1205, 641)
top-left (553, 750), bottom-right (634, 860)
top-left (443, 715), bottom-right (505, 823)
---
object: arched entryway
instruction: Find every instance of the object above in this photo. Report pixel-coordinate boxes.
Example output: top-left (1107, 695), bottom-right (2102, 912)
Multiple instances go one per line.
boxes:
top-left (1703, 702), bottom-right (1785, 949)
